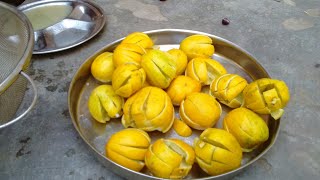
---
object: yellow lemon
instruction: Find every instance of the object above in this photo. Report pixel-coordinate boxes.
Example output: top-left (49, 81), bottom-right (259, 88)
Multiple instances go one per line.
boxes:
top-left (167, 48), bottom-right (188, 75)
top-left (145, 138), bottom-right (195, 179)
top-left (122, 86), bottom-right (174, 133)
top-left (223, 108), bottom-right (269, 152)
top-left (121, 32), bottom-right (154, 49)
top-left (166, 75), bottom-right (201, 106)
top-left (141, 49), bottom-right (177, 89)
top-left (112, 64), bottom-right (146, 98)
top-left (210, 74), bottom-right (248, 108)
top-left (88, 85), bottom-right (124, 123)
top-left (242, 78), bottom-right (290, 120)
top-left (106, 128), bottom-right (151, 172)
top-left (180, 92), bottom-right (222, 130)
top-left (91, 52), bottom-right (115, 83)
top-left (194, 128), bottom-right (242, 176)
top-left (113, 43), bottom-right (146, 67)
top-left (180, 34), bottom-right (215, 60)
top-left (173, 118), bottom-right (192, 137)
top-left (185, 57), bottom-right (227, 85)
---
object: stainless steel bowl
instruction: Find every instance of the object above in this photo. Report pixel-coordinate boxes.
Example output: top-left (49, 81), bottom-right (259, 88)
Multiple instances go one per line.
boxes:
top-left (68, 29), bottom-right (280, 179)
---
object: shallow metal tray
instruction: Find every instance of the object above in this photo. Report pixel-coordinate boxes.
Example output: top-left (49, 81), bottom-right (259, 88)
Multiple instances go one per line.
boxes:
top-left (18, 0), bottom-right (105, 54)
top-left (68, 29), bottom-right (280, 179)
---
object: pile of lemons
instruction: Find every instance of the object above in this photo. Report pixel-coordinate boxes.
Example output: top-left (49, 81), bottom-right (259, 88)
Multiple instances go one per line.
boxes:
top-left (88, 32), bottom-right (290, 178)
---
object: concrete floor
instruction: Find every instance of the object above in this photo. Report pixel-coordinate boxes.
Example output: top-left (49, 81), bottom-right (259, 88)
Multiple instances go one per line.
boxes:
top-left (1, 0), bottom-right (320, 179)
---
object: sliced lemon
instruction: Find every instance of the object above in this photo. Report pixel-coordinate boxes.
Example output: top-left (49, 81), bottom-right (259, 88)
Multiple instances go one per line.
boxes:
top-left (121, 32), bottom-right (154, 49)
top-left (105, 128), bottom-right (151, 172)
top-left (270, 108), bottom-right (284, 120)
top-left (145, 138), bottom-right (195, 179)
top-left (180, 34), bottom-right (215, 60)
top-left (173, 118), bottom-right (192, 137)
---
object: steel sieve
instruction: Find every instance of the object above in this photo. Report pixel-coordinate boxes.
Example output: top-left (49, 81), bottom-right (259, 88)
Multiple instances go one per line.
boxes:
top-left (0, 2), bottom-right (37, 129)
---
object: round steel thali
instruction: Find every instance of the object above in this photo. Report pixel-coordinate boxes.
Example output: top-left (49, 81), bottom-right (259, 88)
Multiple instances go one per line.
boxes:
top-left (68, 29), bottom-right (280, 179)
top-left (18, 0), bottom-right (106, 54)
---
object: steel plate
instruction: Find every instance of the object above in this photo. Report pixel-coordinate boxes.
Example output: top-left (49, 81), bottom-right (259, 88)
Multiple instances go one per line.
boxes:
top-left (18, 0), bottom-right (105, 54)
top-left (68, 29), bottom-right (280, 179)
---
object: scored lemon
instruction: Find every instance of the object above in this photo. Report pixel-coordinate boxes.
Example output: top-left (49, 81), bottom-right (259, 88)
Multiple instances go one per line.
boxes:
top-left (180, 92), bottom-right (222, 130)
top-left (145, 138), bottom-right (195, 179)
top-left (166, 75), bottom-right (201, 106)
top-left (167, 49), bottom-right (188, 76)
top-left (91, 52), bottom-right (115, 83)
top-left (180, 34), bottom-right (215, 60)
top-left (112, 64), bottom-right (146, 98)
top-left (194, 128), bottom-right (242, 176)
top-left (121, 86), bottom-right (174, 133)
top-left (210, 74), bottom-right (248, 108)
top-left (106, 128), bottom-right (151, 172)
top-left (242, 78), bottom-right (290, 120)
top-left (141, 49), bottom-right (177, 89)
top-left (113, 43), bottom-right (146, 67)
top-left (121, 32), bottom-right (154, 49)
top-left (223, 108), bottom-right (269, 152)
top-left (185, 57), bottom-right (227, 85)
top-left (88, 85), bottom-right (124, 123)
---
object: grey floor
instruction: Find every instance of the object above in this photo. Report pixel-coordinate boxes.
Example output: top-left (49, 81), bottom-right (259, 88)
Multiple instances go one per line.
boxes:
top-left (0, 0), bottom-right (319, 179)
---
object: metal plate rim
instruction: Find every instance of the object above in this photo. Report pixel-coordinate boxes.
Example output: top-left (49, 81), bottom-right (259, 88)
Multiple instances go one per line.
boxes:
top-left (68, 29), bottom-right (280, 179)
top-left (18, 0), bottom-right (106, 54)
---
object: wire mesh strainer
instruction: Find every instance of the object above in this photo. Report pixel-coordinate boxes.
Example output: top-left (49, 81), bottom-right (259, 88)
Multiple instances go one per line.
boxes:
top-left (0, 2), bottom-right (37, 129)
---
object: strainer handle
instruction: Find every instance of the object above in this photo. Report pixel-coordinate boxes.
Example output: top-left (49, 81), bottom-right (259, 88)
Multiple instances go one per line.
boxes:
top-left (0, 71), bottom-right (38, 129)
